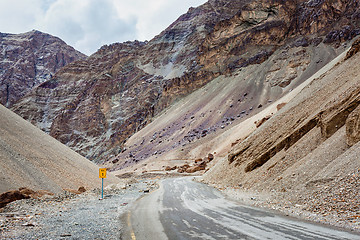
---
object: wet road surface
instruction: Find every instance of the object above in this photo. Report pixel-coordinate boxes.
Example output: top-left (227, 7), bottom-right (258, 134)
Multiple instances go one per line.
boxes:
top-left (124, 177), bottom-right (359, 240)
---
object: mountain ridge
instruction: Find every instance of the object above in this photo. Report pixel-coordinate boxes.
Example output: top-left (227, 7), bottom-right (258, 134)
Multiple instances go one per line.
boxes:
top-left (8, 0), bottom-right (360, 167)
top-left (0, 30), bottom-right (86, 107)
top-left (1, 0), bottom-right (360, 230)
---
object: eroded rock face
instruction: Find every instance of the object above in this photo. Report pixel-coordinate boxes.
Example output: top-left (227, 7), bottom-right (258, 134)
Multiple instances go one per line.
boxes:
top-left (12, 0), bottom-right (360, 164)
top-left (0, 30), bottom-right (86, 107)
top-left (137, 0), bottom-right (251, 79)
top-left (345, 37), bottom-right (360, 60)
top-left (346, 105), bottom-right (360, 146)
top-left (13, 41), bottom-right (155, 162)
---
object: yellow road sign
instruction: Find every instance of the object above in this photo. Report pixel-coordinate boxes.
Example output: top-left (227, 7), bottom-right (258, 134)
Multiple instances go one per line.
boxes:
top-left (99, 168), bottom-right (107, 178)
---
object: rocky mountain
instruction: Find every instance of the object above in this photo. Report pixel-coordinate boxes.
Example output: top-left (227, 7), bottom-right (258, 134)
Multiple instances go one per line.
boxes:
top-left (11, 0), bottom-right (360, 166)
top-left (0, 30), bottom-right (86, 107)
top-left (203, 38), bottom-right (360, 229)
top-left (109, 22), bottom-right (360, 231)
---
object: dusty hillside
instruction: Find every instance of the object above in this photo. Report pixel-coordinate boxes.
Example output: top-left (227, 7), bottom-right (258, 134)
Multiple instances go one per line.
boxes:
top-left (11, 0), bottom-right (360, 165)
top-left (0, 104), bottom-right (118, 194)
top-left (108, 41), bottom-right (347, 174)
top-left (202, 39), bottom-right (360, 229)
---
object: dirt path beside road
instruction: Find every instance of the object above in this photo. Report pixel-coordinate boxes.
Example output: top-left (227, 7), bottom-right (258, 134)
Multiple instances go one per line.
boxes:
top-left (0, 178), bottom-right (159, 239)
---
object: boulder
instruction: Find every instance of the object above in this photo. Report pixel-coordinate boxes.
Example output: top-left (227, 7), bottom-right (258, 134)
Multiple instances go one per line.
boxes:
top-left (78, 186), bottom-right (86, 193)
top-left (255, 115), bottom-right (272, 128)
top-left (195, 159), bottom-right (203, 163)
top-left (277, 103), bottom-right (287, 111)
top-left (198, 161), bottom-right (207, 168)
top-left (0, 189), bottom-right (31, 208)
top-left (165, 166), bottom-right (177, 171)
top-left (185, 165), bottom-right (206, 173)
top-left (177, 164), bottom-right (190, 173)
top-left (185, 161), bottom-right (207, 173)
top-left (18, 187), bottom-right (36, 196)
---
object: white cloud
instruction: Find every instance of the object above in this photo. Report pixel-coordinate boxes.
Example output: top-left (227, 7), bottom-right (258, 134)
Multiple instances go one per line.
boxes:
top-left (111, 0), bottom-right (207, 40)
top-left (0, 0), bottom-right (207, 55)
top-left (0, 0), bottom-right (44, 32)
top-left (35, 0), bottom-right (138, 54)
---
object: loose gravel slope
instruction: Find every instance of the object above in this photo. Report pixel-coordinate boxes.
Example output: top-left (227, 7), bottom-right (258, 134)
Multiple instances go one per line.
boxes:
top-left (0, 104), bottom-right (118, 194)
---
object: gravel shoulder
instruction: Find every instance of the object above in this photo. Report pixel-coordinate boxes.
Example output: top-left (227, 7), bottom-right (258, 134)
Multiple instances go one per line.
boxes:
top-left (203, 170), bottom-right (360, 234)
top-left (125, 177), bottom-right (359, 239)
top-left (0, 177), bottom-right (160, 239)
top-left (1, 173), bottom-right (358, 239)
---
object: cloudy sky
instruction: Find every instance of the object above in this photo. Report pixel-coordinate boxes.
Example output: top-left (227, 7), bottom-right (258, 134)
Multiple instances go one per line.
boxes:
top-left (0, 0), bottom-right (207, 55)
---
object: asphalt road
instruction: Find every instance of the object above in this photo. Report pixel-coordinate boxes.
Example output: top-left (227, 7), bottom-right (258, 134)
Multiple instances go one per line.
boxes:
top-left (124, 177), bottom-right (359, 240)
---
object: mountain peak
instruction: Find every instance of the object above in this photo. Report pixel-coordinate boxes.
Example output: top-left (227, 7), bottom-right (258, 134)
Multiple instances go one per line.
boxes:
top-left (9, 0), bottom-right (360, 166)
top-left (0, 30), bottom-right (86, 107)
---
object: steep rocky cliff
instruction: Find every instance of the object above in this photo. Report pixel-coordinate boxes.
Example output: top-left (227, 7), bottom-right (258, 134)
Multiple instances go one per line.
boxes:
top-left (0, 30), bottom-right (86, 107)
top-left (12, 0), bottom-right (360, 164)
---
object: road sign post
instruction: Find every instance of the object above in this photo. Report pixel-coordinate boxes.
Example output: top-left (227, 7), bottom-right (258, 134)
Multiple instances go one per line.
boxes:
top-left (99, 168), bottom-right (107, 199)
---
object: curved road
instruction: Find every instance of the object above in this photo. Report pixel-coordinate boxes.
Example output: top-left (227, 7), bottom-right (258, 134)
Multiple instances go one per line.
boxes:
top-left (124, 177), bottom-right (359, 240)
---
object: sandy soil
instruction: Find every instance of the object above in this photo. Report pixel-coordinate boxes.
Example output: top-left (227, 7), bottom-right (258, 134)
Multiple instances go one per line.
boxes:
top-left (0, 105), bottom-right (119, 194)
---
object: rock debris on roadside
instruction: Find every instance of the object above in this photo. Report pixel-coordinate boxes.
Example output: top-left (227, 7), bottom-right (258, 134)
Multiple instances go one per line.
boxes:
top-left (0, 178), bottom-right (159, 239)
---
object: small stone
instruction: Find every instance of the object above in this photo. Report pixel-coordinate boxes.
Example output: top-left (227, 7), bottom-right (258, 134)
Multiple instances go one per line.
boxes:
top-left (23, 222), bottom-right (35, 227)
top-left (78, 186), bottom-right (86, 193)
